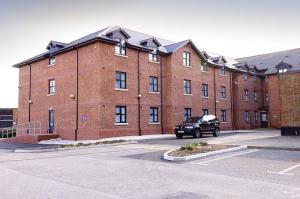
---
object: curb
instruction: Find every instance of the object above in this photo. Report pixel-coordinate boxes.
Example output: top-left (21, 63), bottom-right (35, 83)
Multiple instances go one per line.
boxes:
top-left (163, 145), bottom-right (248, 162)
top-left (14, 141), bottom-right (137, 153)
top-left (247, 145), bottom-right (300, 151)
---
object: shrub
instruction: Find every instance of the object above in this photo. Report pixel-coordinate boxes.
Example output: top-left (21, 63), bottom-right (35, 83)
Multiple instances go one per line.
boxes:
top-left (199, 142), bottom-right (208, 146)
top-left (180, 143), bottom-right (199, 151)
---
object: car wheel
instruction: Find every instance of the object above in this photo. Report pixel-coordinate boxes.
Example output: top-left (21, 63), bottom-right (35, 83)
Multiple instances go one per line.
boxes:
top-left (193, 129), bottom-right (202, 138)
top-left (213, 128), bottom-right (220, 137)
top-left (175, 133), bottom-right (183, 139)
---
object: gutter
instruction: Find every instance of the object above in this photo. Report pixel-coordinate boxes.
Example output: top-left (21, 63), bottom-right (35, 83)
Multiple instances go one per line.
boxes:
top-left (13, 38), bottom-right (153, 68)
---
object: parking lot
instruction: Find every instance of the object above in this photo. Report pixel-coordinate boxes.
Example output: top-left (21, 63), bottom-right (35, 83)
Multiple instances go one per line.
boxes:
top-left (0, 131), bottom-right (299, 199)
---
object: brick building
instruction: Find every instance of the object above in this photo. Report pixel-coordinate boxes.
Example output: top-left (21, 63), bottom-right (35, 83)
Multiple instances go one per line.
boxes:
top-left (237, 48), bottom-right (300, 136)
top-left (13, 25), bottom-right (300, 140)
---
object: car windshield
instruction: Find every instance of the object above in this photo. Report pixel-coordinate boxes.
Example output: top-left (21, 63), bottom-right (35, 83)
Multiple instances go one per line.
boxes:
top-left (183, 117), bottom-right (202, 123)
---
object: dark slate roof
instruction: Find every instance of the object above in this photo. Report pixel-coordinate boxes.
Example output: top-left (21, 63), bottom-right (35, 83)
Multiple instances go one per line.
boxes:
top-left (237, 48), bottom-right (300, 75)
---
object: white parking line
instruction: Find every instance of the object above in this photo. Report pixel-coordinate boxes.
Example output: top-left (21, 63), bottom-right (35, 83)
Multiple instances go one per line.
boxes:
top-left (191, 149), bottom-right (259, 165)
top-left (268, 164), bottom-right (300, 176)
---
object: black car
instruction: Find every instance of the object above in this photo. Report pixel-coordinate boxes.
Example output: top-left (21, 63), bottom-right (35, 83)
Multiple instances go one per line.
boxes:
top-left (174, 115), bottom-right (220, 139)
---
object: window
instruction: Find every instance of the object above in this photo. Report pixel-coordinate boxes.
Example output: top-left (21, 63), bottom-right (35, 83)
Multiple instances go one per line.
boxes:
top-left (149, 107), bottom-right (158, 123)
top-left (48, 79), bottom-right (55, 95)
top-left (221, 110), bottom-right (227, 122)
top-left (244, 111), bottom-right (249, 123)
top-left (183, 52), bottom-right (191, 66)
top-left (254, 91), bottom-right (257, 102)
top-left (49, 57), bottom-right (56, 66)
top-left (253, 74), bottom-right (257, 81)
top-left (184, 108), bottom-right (191, 121)
top-left (149, 49), bottom-right (158, 62)
top-left (220, 66), bottom-right (225, 75)
top-left (254, 111), bottom-right (258, 123)
top-left (184, 80), bottom-right (191, 95)
top-left (265, 76), bottom-right (268, 83)
top-left (202, 83), bottom-right (208, 97)
top-left (244, 73), bottom-right (248, 80)
top-left (244, 90), bottom-right (249, 101)
top-left (202, 109), bottom-right (208, 115)
top-left (115, 39), bottom-right (126, 55)
top-left (265, 92), bottom-right (269, 102)
top-left (115, 71), bottom-right (126, 89)
top-left (201, 63), bottom-right (208, 72)
top-left (115, 106), bottom-right (126, 123)
top-left (149, 76), bottom-right (158, 92)
top-left (220, 86), bottom-right (226, 99)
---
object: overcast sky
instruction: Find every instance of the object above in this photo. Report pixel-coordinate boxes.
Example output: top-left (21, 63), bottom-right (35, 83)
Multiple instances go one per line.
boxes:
top-left (1, 0), bottom-right (300, 108)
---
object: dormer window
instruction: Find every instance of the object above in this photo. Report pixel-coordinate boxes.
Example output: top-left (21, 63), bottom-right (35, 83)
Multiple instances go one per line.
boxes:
top-left (115, 39), bottom-right (126, 55)
top-left (201, 62), bottom-right (208, 72)
top-left (149, 49), bottom-right (158, 62)
top-left (49, 57), bottom-right (56, 66)
top-left (220, 66), bottom-right (225, 75)
top-left (244, 73), bottom-right (248, 80)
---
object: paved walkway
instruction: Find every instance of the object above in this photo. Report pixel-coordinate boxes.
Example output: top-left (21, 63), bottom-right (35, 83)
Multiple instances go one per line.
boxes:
top-left (228, 136), bottom-right (300, 150)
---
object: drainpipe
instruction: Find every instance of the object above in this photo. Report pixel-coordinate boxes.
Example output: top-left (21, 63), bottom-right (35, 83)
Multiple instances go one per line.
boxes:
top-left (230, 71), bottom-right (234, 130)
top-left (137, 51), bottom-right (141, 136)
top-left (213, 67), bottom-right (217, 116)
top-left (160, 54), bottom-right (163, 134)
top-left (28, 64), bottom-right (32, 123)
top-left (75, 49), bottom-right (79, 141)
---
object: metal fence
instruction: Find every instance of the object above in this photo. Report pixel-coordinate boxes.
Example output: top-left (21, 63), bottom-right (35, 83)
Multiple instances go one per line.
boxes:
top-left (0, 126), bottom-right (17, 139)
top-left (16, 121), bottom-right (42, 136)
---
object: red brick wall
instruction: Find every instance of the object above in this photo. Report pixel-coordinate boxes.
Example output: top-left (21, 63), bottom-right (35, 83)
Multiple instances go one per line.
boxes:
top-left (233, 73), bottom-right (264, 130)
top-left (267, 75), bottom-right (281, 128)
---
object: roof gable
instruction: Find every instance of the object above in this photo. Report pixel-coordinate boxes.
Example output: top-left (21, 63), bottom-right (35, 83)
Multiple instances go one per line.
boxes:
top-left (140, 38), bottom-right (161, 49)
top-left (106, 28), bottom-right (131, 40)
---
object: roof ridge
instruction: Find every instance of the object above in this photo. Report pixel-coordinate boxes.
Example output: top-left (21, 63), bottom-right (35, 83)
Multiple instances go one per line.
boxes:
top-left (118, 25), bottom-right (175, 44)
top-left (237, 47), bottom-right (300, 60)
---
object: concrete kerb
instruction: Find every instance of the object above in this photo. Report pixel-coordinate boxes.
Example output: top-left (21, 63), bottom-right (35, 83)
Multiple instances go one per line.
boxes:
top-left (14, 141), bottom-right (138, 153)
top-left (247, 145), bottom-right (300, 152)
top-left (163, 145), bottom-right (248, 162)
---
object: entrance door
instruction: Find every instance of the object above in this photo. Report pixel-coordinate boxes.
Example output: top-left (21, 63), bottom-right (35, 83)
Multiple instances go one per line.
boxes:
top-left (48, 110), bottom-right (55, 134)
top-left (260, 112), bottom-right (268, 128)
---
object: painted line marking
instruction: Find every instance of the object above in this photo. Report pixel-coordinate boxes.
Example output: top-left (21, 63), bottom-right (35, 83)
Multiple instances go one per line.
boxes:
top-left (268, 163), bottom-right (300, 176)
top-left (191, 149), bottom-right (259, 165)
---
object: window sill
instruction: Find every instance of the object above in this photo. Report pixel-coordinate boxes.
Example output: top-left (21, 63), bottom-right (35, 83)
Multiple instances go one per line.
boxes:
top-left (48, 64), bottom-right (55, 67)
top-left (220, 98), bottom-right (227, 100)
top-left (184, 94), bottom-right (192, 96)
top-left (201, 70), bottom-right (209, 73)
top-left (220, 74), bottom-right (227, 77)
top-left (115, 54), bottom-right (128, 58)
top-left (183, 65), bottom-right (192, 68)
top-left (115, 88), bottom-right (128, 92)
top-left (115, 123), bottom-right (128, 126)
top-left (149, 60), bottom-right (160, 64)
top-left (47, 94), bottom-right (55, 96)
top-left (202, 96), bottom-right (209, 99)
top-left (149, 122), bottom-right (160, 125)
top-left (221, 122), bottom-right (228, 124)
top-left (149, 91), bottom-right (160, 94)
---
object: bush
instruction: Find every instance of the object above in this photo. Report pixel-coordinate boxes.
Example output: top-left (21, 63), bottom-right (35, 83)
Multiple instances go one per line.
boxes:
top-left (179, 142), bottom-right (208, 151)
top-left (199, 142), bottom-right (208, 146)
top-left (180, 143), bottom-right (199, 151)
